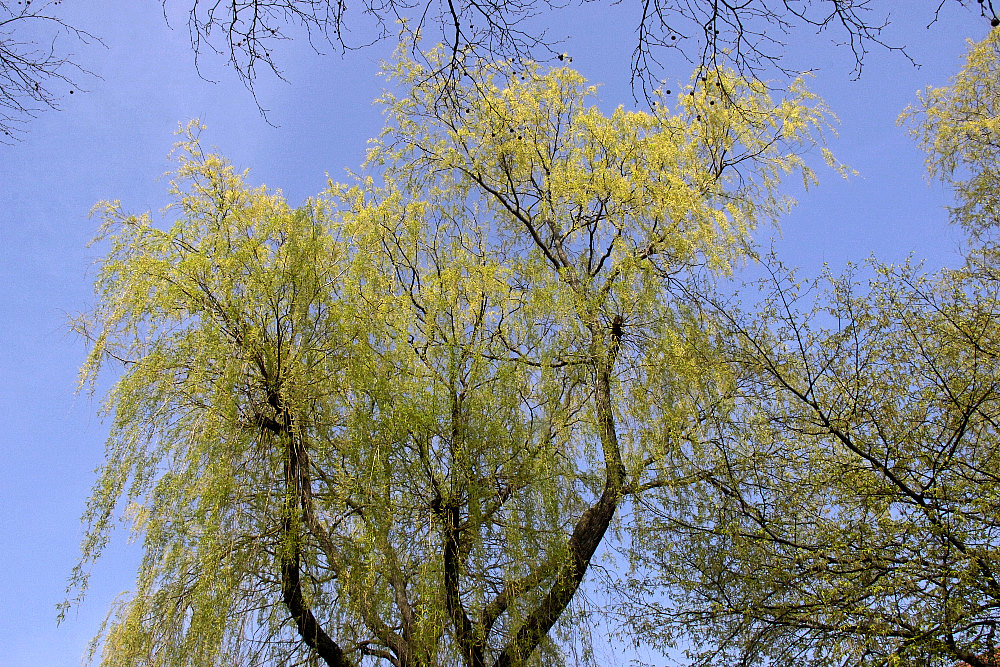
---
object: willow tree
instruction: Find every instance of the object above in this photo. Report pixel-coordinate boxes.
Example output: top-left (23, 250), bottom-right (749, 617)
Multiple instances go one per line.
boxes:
top-left (67, 52), bottom-right (833, 666)
top-left (621, 27), bottom-right (1000, 667)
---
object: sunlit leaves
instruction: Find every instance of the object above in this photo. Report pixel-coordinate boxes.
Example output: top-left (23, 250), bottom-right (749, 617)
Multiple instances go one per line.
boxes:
top-left (68, 54), bottom-right (836, 666)
top-left (903, 28), bottom-right (1000, 242)
top-left (376, 50), bottom-right (835, 288)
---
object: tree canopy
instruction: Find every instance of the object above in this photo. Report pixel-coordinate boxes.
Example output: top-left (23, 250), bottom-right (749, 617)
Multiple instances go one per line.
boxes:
top-left (619, 27), bottom-right (1000, 667)
top-left (67, 50), bottom-right (835, 666)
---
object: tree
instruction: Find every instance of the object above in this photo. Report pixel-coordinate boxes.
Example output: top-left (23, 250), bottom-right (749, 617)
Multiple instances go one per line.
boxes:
top-left (66, 51), bottom-right (834, 666)
top-left (0, 0), bottom-right (101, 141)
top-left (620, 27), bottom-right (1000, 667)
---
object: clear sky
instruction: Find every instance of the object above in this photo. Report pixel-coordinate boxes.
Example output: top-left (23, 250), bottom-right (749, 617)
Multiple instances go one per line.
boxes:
top-left (0, 2), bottom-right (993, 665)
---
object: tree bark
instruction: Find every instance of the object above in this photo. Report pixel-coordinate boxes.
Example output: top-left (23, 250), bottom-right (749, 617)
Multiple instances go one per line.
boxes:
top-left (272, 392), bottom-right (356, 667)
top-left (493, 322), bottom-right (626, 667)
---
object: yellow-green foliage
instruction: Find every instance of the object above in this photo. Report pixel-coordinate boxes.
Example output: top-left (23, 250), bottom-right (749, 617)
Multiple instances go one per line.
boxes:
top-left (68, 50), bottom-right (834, 666)
top-left (624, 29), bottom-right (1000, 667)
top-left (903, 27), bottom-right (1000, 240)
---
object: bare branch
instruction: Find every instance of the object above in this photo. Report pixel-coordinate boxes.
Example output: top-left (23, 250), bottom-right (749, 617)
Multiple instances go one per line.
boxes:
top-left (0, 0), bottom-right (103, 142)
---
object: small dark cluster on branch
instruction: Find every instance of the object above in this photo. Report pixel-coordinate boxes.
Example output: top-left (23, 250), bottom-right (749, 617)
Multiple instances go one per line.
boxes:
top-left (970, 0), bottom-right (1000, 26)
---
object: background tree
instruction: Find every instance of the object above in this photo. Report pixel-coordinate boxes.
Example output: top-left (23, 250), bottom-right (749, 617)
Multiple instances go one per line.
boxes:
top-left (67, 51), bottom-right (834, 666)
top-left (621, 26), bottom-right (1000, 667)
top-left (3, 1), bottom-right (995, 137)
top-left (0, 0), bottom-right (100, 141)
top-left (163, 0), bottom-right (1000, 99)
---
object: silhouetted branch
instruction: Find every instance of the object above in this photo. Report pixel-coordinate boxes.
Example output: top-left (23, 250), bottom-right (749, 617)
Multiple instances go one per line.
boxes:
top-left (0, 0), bottom-right (103, 142)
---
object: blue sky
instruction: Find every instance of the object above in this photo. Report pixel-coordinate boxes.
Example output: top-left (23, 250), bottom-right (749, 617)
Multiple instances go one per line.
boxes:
top-left (0, 2), bottom-right (993, 665)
